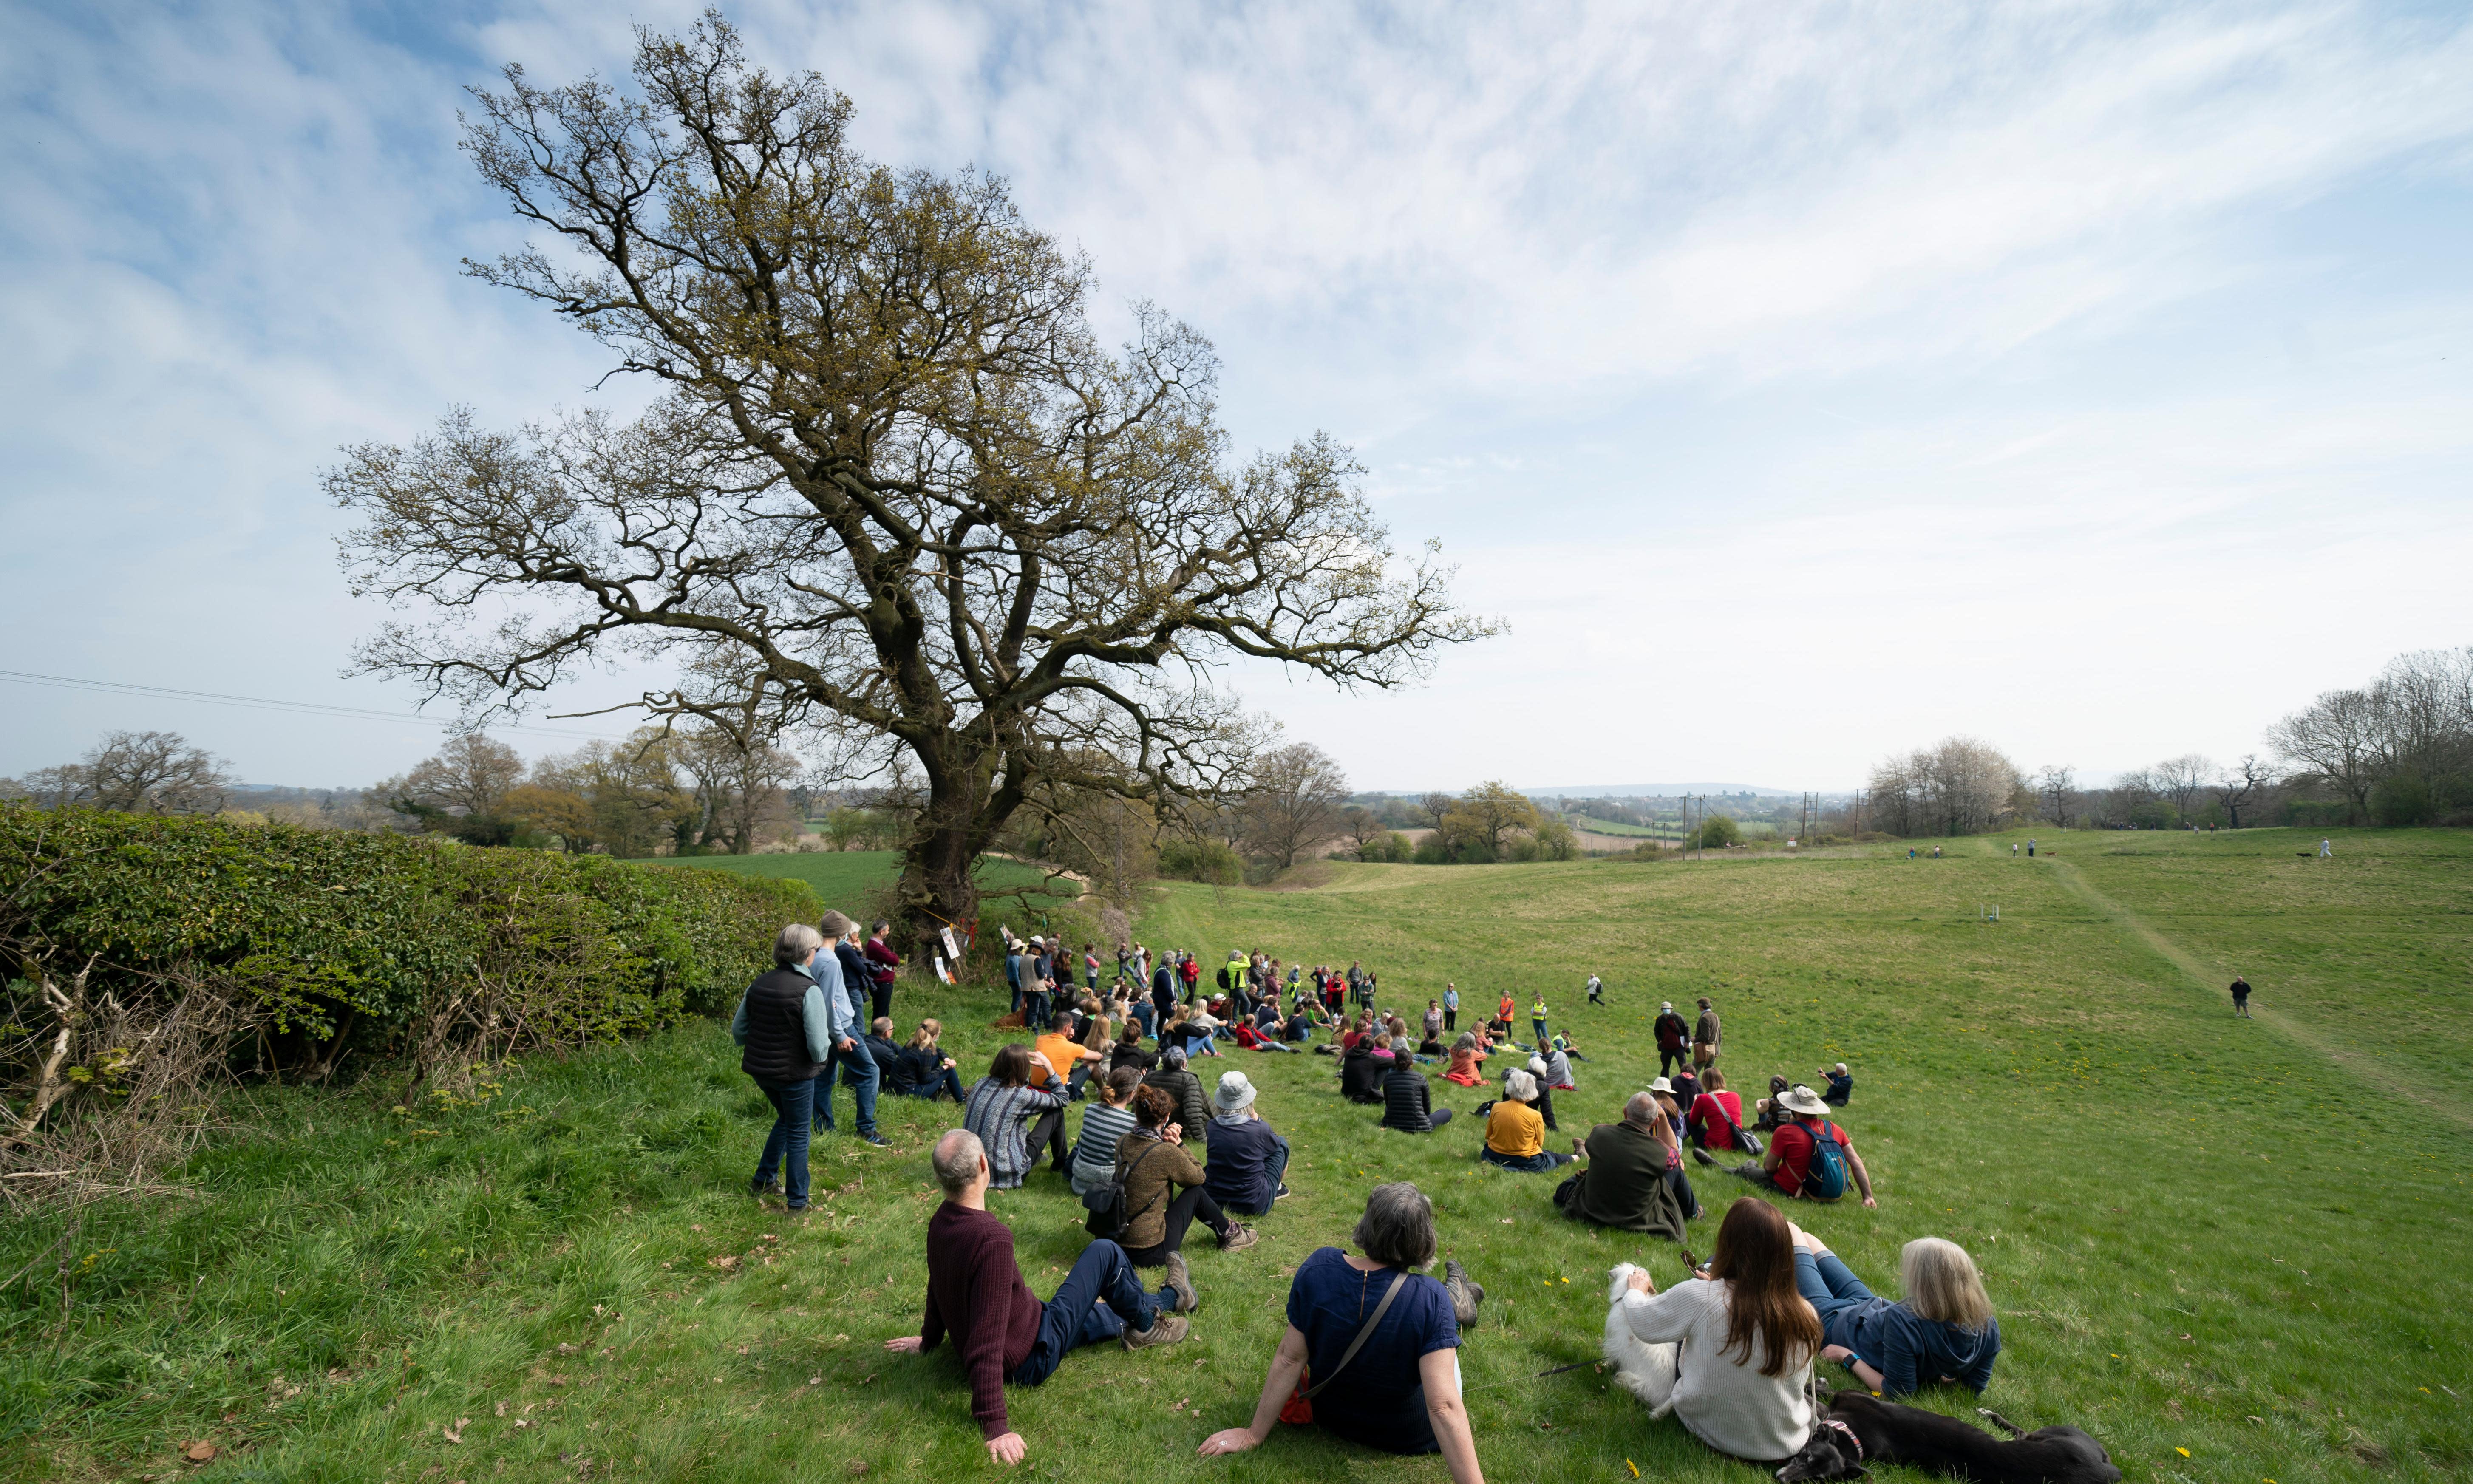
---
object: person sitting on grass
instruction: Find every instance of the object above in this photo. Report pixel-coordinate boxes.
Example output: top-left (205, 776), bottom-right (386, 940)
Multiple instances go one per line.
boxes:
top-left (1481, 1070), bottom-right (1576, 1172)
top-left (1686, 1067), bottom-right (1749, 1153)
top-left (891, 1020), bottom-right (969, 1103)
top-left (963, 1044), bottom-right (1072, 1188)
top-left (1751, 1073), bottom-right (1794, 1132)
top-left (1113, 1085), bottom-right (1257, 1260)
top-left (1535, 1041), bottom-right (1576, 1091)
top-left (1645, 1085), bottom-right (1702, 1221)
top-left (885, 1128), bottom-right (1194, 1468)
top-left (1283, 1002), bottom-right (1316, 1043)
top-left (1109, 1021), bottom-right (1157, 1076)
top-left (1819, 1062), bottom-right (1854, 1106)
top-left (1701, 1085), bottom-right (1876, 1208)
top-left (1553, 1091), bottom-right (1687, 1239)
top-left (885, 1019), bottom-right (959, 1103)
top-left (1034, 1011), bottom-right (1107, 1103)
top-left (1203, 1071), bottom-right (1291, 1216)
top-left (1198, 1182), bottom-right (1484, 1481)
top-left (1442, 1032), bottom-right (1487, 1088)
top-left (1382, 1036), bottom-right (1455, 1134)
top-left (1612, 1198), bottom-right (1820, 1467)
top-left (1787, 1224), bottom-right (2000, 1398)
top-left (1069, 1065), bottom-right (1146, 1201)
top-left (1551, 1028), bottom-right (1588, 1062)
top-left (1142, 1044), bottom-right (1212, 1141)
top-left (1518, 1057), bottom-right (1562, 1132)
top-left (1340, 1034), bottom-right (1389, 1104)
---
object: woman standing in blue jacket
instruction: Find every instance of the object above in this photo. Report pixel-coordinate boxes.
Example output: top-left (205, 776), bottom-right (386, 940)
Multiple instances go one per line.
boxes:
top-left (1787, 1226), bottom-right (2000, 1396)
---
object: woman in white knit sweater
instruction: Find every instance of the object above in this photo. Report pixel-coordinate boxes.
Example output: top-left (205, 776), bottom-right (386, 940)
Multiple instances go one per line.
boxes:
top-left (1615, 1197), bottom-right (1821, 1463)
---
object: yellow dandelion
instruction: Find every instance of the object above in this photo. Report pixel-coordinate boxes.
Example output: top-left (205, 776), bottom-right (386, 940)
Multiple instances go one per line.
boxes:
top-left (2176, 1447), bottom-right (2191, 1458)
top-left (1625, 1461), bottom-right (1639, 1479)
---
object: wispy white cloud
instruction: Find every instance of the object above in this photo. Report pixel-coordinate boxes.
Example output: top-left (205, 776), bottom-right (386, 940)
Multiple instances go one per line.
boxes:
top-left (3, 0), bottom-right (2469, 790)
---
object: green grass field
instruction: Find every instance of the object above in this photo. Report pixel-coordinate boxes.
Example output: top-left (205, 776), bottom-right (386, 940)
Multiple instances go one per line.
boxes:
top-left (7, 827), bottom-right (2468, 1481)
top-left (637, 850), bottom-right (1075, 922)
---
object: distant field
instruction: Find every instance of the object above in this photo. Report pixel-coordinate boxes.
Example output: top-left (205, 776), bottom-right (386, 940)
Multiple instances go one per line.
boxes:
top-left (11, 827), bottom-right (2466, 1482)
top-left (640, 849), bottom-right (1075, 919)
top-left (1563, 813), bottom-right (1673, 836)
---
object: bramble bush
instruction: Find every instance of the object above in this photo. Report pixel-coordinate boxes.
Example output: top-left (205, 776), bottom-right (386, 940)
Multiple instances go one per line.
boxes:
top-left (0, 804), bottom-right (813, 1192)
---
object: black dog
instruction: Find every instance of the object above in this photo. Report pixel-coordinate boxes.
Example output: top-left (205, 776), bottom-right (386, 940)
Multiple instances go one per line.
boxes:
top-left (1776, 1389), bottom-right (2121, 1483)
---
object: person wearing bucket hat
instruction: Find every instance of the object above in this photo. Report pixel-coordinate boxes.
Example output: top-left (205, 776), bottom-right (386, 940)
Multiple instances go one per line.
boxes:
top-left (1700, 1086), bottom-right (1875, 1207)
top-left (1203, 1070), bottom-right (1291, 1218)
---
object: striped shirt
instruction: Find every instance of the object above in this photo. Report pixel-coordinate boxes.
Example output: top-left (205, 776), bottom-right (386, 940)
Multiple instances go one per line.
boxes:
top-left (1070, 1102), bottom-right (1139, 1196)
top-left (962, 1078), bottom-right (1065, 1189)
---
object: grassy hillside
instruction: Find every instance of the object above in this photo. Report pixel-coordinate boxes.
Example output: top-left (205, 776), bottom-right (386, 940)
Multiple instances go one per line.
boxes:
top-left (641, 850), bottom-right (1076, 921)
top-left (6, 828), bottom-right (2466, 1482)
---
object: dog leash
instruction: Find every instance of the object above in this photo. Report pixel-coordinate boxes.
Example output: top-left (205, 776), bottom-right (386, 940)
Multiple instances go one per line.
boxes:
top-left (1459, 1359), bottom-right (1603, 1393)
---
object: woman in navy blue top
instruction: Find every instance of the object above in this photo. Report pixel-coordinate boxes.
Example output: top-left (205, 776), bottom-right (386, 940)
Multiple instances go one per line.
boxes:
top-left (1790, 1225), bottom-right (2000, 1396)
top-left (1198, 1184), bottom-right (1482, 1482)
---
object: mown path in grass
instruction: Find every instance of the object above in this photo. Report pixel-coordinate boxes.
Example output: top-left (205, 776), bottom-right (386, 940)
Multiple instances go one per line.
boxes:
top-left (5, 830), bottom-right (2467, 1483)
top-left (2038, 850), bottom-right (2473, 1132)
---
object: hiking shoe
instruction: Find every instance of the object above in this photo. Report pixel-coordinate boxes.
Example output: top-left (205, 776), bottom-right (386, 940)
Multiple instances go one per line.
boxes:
top-left (1443, 1259), bottom-right (1484, 1327)
top-left (750, 1174), bottom-right (782, 1198)
top-left (1163, 1252), bottom-right (1199, 1314)
top-left (1218, 1224), bottom-right (1259, 1253)
top-left (1691, 1146), bottom-right (1718, 1167)
top-left (1274, 1183), bottom-right (1292, 1201)
top-left (1122, 1312), bottom-right (1190, 1350)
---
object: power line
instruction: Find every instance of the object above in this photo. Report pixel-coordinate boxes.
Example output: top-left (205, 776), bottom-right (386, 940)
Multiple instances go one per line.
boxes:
top-left (0, 669), bottom-right (632, 742)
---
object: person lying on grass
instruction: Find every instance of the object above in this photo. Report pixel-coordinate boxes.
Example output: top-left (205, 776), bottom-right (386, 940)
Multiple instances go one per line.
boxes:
top-left (1701, 1085), bottom-right (1876, 1208)
top-left (1615, 1197), bottom-right (1820, 1467)
top-left (1788, 1224), bottom-right (1999, 1397)
top-left (1197, 1182), bottom-right (1484, 1482)
top-left (886, 1128), bottom-right (1194, 1468)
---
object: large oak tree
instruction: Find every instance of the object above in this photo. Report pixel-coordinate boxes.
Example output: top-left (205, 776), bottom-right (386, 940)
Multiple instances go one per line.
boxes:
top-left (330, 15), bottom-right (1487, 949)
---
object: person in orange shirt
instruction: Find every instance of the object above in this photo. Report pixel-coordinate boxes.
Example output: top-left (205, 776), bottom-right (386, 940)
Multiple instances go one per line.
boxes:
top-left (1493, 994), bottom-right (1515, 1036)
top-left (1034, 1011), bottom-right (1106, 1102)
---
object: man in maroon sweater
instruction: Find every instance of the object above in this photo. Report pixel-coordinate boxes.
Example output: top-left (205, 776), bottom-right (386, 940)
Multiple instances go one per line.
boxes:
top-left (885, 1128), bottom-right (1194, 1464)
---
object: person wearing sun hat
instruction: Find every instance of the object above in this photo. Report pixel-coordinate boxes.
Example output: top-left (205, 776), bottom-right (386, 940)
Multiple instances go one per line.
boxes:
top-left (1201, 1069), bottom-right (1290, 1218)
top-left (1703, 1085), bottom-right (1876, 1207)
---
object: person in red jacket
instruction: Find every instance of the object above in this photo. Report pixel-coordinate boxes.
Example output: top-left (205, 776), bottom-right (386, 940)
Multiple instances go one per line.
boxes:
top-left (864, 920), bottom-right (903, 1023)
top-left (886, 1128), bottom-right (1195, 1465)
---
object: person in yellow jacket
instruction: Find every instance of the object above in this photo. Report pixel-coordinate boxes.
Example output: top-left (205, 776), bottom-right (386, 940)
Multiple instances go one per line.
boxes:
top-left (1529, 996), bottom-right (1549, 1046)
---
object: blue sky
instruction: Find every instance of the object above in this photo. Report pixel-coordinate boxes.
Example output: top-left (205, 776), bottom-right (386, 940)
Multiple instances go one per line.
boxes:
top-left (3, 0), bottom-right (2469, 792)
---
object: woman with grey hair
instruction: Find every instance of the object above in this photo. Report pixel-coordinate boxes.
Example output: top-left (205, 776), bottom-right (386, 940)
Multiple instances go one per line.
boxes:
top-left (1198, 1183), bottom-right (1484, 1481)
top-left (1140, 1043), bottom-right (1210, 1141)
top-left (1480, 1069), bottom-right (1575, 1173)
top-left (730, 923), bottom-right (834, 1208)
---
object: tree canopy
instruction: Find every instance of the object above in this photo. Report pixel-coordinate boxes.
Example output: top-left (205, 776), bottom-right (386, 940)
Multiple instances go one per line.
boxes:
top-left (329, 14), bottom-right (1490, 944)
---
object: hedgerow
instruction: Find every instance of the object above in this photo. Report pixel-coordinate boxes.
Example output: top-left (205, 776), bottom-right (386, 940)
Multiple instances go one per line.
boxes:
top-left (0, 804), bottom-right (814, 1195)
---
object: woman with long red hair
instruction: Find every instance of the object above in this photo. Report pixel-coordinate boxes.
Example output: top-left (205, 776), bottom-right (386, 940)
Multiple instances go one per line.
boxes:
top-left (1614, 1197), bottom-right (1821, 1463)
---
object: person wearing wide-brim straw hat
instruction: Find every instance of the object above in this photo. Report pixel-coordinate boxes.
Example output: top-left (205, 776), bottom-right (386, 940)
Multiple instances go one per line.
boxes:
top-left (1700, 1086), bottom-right (1876, 1208)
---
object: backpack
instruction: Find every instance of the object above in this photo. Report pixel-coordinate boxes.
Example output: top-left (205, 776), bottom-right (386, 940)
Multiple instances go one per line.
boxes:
top-left (1799, 1121), bottom-right (1850, 1201)
top-left (1082, 1137), bottom-right (1170, 1236)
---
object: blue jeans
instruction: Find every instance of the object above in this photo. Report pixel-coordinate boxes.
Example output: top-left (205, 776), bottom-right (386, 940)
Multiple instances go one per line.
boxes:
top-left (1794, 1250), bottom-right (1877, 1345)
top-left (1482, 1147), bottom-right (1574, 1173)
top-left (754, 1076), bottom-right (817, 1207)
top-left (816, 1040), bottom-right (880, 1136)
top-left (1004, 1239), bottom-right (1175, 1386)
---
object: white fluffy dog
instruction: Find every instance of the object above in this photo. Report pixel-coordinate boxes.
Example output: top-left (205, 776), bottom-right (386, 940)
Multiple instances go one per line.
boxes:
top-left (1602, 1264), bottom-right (1680, 1416)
